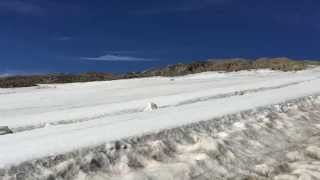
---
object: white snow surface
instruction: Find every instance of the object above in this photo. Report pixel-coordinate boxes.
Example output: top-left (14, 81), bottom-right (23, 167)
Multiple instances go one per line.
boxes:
top-left (1, 68), bottom-right (320, 168)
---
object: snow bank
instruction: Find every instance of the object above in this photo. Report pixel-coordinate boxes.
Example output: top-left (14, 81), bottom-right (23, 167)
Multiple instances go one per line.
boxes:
top-left (1, 95), bottom-right (320, 180)
top-left (0, 68), bottom-right (320, 179)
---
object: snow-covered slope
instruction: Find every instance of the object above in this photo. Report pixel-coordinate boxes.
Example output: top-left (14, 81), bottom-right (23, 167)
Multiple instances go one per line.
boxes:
top-left (1, 69), bottom-right (320, 131)
top-left (1, 68), bottom-right (320, 180)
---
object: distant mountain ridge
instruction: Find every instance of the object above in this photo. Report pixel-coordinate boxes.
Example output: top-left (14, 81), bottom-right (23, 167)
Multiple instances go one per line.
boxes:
top-left (0, 57), bottom-right (317, 88)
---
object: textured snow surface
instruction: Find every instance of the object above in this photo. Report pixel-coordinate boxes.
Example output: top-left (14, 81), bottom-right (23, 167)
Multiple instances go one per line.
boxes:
top-left (1, 68), bottom-right (320, 179)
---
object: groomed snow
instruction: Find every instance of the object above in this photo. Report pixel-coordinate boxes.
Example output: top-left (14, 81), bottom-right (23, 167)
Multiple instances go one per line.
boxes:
top-left (1, 68), bottom-right (320, 168)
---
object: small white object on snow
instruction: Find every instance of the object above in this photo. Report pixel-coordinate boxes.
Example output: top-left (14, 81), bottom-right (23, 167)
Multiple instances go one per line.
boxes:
top-left (144, 102), bottom-right (158, 111)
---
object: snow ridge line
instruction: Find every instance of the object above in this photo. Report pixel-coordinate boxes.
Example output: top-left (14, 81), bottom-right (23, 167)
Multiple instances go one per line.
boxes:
top-left (166, 76), bottom-right (320, 107)
top-left (10, 76), bottom-right (320, 134)
top-left (1, 94), bottom-right (320, 180)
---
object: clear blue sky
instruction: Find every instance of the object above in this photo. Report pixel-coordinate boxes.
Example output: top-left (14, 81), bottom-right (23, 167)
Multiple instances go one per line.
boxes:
top-left (0, 0), bottom-right (319, 75)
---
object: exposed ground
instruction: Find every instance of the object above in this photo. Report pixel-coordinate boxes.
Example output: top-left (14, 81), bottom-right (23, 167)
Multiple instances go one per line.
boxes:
top-left (0, 57), bottom-right (311, 88)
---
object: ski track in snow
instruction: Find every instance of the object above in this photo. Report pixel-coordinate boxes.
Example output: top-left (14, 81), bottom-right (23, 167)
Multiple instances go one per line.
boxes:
top-left (8, 76), bottom-right (320, 133)
top-left (1, 68), bottom-right (320, 132)
top-left (1, 68), bottom-right (320, 173)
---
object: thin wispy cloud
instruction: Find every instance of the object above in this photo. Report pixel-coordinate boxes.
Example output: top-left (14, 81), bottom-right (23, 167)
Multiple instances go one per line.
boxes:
top-left (105, 50), bottom-right (140, 54)
top-left (0, 0), bottom-right (44, 15)
top-left (55, 36), bottom-right (72, 41)
top-left (136, 0), bottom-right (233, 14)
top-left (0, 0), bottom-right (82, 16)
top-left (81, 54), bottom-right (155, 62)
top-left (0, 69), bottom-right (44, 77)
top-left (0, 73), bottom-right (11, 77)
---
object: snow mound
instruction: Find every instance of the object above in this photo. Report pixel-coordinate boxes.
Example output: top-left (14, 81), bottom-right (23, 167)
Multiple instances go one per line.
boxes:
top-left (144, 102), bottom-right (158, 111)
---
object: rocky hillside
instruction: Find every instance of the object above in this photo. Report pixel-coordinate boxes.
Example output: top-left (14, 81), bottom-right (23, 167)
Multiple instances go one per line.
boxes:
top-left (0, 72), bottom-right (117, 88)
top-left (139, 57), bottom-right (308, 77)
top-left (0, 57), bottom-right (313, 88)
